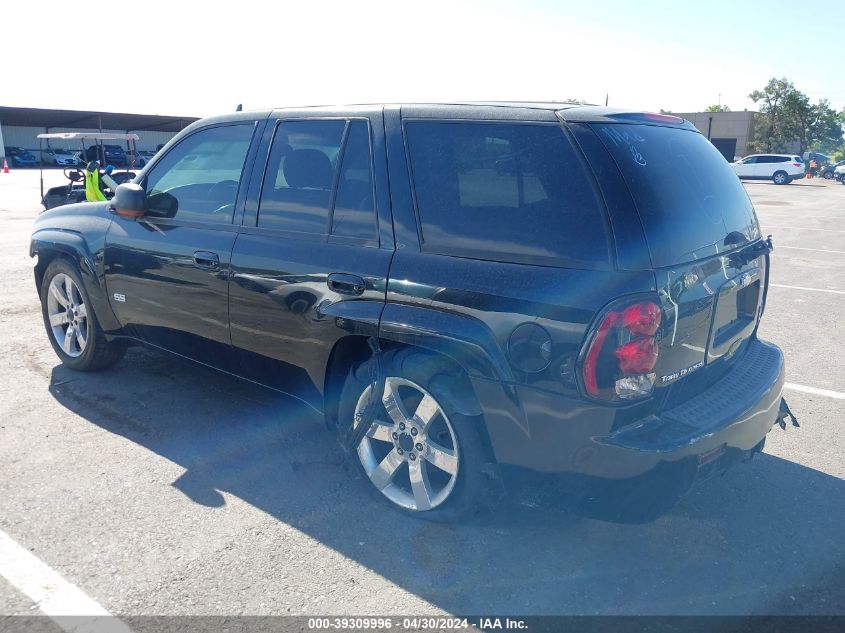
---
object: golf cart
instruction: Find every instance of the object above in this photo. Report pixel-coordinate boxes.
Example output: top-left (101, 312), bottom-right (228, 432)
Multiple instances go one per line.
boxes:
top-left (37, 132), bottom-right (140, 210)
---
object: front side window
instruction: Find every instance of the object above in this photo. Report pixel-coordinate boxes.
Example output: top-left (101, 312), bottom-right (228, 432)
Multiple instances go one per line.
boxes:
top-left (144, 124), bottom-right (254, 224)
top-left (405, 121), bottom-right (608, 265)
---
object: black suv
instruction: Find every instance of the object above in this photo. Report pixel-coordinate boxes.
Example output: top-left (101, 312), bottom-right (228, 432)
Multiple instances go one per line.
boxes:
top-left (31, 103), bottom-right (791, 521)
top-left (84, 144), bottom-right (127, 166)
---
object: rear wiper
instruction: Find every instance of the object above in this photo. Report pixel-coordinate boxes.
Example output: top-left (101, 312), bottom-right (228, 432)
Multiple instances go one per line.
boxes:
top-left (730, 235), bottom-right (773, 267)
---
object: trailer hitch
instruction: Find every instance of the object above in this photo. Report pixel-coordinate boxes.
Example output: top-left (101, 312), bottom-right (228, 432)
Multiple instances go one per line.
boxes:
top-left (775, 397), bottom-right (799, 430)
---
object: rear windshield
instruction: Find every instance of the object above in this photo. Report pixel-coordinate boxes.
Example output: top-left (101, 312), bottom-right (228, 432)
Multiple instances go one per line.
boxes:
top-left (594, 123), bottom-right (759, 267)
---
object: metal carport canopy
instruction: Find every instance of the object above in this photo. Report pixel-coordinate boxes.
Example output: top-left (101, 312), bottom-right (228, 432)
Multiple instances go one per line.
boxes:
top-left (37, 132), bottom-right (140, 141)
top-left (0, 106), bottom-right (197, 133)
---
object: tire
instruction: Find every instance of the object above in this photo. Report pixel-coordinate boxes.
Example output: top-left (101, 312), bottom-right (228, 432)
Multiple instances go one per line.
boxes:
top-left (823, 171), bottom-right (833, 180)
top-left (337, 348), bottom-right (491, 522)
top-left (40, 258), bottom-right (127, 371)
top-left (772, 171), bottom-right (789, 185)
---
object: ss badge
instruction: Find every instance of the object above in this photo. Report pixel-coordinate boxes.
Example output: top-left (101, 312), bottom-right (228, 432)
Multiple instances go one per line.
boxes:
top-left (113, 293), bottom-right (126, 303)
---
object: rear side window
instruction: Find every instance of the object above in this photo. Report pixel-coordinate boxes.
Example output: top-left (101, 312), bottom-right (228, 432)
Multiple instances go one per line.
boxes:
top-left (405, 122), bottom-right (609, 266)
top-left (332, 121), bottom-right (377, 240)
top-left (257, 119), bottom-right (378, 241)
top-left (594, 123), bottom-right (758, 267)
top-left (258, 120), bottom-right (345, 233)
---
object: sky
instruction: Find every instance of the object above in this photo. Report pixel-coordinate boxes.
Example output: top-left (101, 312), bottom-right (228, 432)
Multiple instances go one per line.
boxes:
top-left (2, 0), bottom-right (843, 118)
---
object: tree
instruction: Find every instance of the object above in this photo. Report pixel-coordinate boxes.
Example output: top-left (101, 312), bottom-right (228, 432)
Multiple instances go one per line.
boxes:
top-left (748, 78), bottom-right (844, 154)
top-left (748, 78), bottom-right (795, 152)
top-left (705, 104), bottom-right (731, 112)
top-left (783, 96), bottom-right (842, 155)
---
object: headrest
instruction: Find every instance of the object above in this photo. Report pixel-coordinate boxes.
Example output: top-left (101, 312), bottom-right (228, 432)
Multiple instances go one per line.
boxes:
top-left (283, 149), bottom-right (332, 189)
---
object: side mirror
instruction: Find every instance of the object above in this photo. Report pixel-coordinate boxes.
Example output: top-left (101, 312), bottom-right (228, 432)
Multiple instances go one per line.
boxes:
top-left (110, 183), bottom-right (146, 219)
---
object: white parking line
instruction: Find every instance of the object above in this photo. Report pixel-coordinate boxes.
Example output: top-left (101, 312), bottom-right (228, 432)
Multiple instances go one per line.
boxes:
top-left (784, 383), bottom-right (845, 400)
top-left (764, 226), bottom-right (845, 233)
top-left (770, 284), bottom-right (845, 295)
top-left (0, 529), bottom-right (131, 633)
top-left (777, 246), bottom-right (845, 255)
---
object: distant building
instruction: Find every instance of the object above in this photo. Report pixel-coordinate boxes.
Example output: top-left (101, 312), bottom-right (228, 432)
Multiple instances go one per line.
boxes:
top-left (0, 106), bottom-right (198, 159)
top-left (675, 111), bottom-right (757, 161)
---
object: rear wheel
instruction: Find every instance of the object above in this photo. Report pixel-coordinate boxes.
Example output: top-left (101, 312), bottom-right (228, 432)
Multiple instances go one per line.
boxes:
top-left (40, 259), bottom-right (127, 371)
top-left (772, 170), bottom-right (789, 185)
top-left (337, 348), bottom-right (490, 521)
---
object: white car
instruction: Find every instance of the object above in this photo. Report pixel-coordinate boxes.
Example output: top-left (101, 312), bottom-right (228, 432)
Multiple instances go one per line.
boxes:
top-left (731, 154), bottom-right (805, 185)
top-left (40, 148), bottom-right (80, 167)
top-left (835, 164), bottom-right (845, 183)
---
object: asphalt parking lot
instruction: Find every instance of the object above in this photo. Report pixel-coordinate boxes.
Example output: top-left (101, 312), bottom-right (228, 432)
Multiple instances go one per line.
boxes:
top-left (0, 170), bottom-right (843, 619)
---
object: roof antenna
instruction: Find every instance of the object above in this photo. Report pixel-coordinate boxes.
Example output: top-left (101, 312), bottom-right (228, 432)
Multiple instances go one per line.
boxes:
top-left (236, 104), bottom-right (243, 112)
top-left (605, 93), bottom-right (609, 106)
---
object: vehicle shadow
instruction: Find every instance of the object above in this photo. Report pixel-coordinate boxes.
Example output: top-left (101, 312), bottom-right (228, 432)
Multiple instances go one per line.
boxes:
top-left (46, 348), bottom-right (844, 615)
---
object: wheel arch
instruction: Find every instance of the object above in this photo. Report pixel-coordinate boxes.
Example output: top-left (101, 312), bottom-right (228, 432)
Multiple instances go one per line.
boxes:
top-left (324, 334), bottom-right (505, 503)
top-left (31, 230), bottom-right (121, 332)
top-left (323, 332), bottom-right (493, 430)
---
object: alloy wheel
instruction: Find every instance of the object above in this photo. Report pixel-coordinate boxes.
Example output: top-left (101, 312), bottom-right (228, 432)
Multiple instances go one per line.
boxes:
top-left (353, 377), bottom-right (459, 512)
top-left (46, 273), bottom-right (89, 358)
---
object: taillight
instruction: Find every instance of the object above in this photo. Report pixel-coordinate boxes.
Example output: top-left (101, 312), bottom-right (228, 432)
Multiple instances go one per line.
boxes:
top-left (581, 299), bottom-right (662, 401)
top-left (615, 337), bottom-right (659, 373)
top-left (621, 301), bottom-right (661, 336)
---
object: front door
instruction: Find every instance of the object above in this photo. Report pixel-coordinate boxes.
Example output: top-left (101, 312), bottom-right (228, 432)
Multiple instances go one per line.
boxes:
top-left (735, 156), bottom-right (757, 178)
top-left (104, 122), bottom-right (260, 368)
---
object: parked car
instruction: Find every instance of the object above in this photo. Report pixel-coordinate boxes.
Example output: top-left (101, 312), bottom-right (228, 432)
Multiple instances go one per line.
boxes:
top-left (40, 148), bottom-right (80, 167)
top-left (835, 164), bottom-right (845, 183)
top-left (820, 160), bottom-right (845, 180)
top-left (731, 154), bottom-right (805, 184)
top-left (84, 144), bottom-right (127, 166)
top-left (4, 146), bottom-right (39, 167)
top-left (30, 104), bottom-right (793, 522)
top-left (125, 150), bottom-right (154, 168)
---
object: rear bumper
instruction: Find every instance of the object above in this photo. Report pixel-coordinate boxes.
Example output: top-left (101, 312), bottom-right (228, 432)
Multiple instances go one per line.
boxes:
top-left (594, 339), bottom-right (783, 467)
top-left (478, 338), bottom-right (784, 481)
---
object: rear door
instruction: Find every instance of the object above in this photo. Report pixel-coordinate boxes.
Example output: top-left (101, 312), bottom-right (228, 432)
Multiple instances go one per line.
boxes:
top-left (228, 108), bottom-right (393, 407)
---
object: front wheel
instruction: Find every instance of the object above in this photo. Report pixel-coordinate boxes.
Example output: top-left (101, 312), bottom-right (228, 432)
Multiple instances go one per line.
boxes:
top-left (40, 259), bottom-right (127, 371)
top-left (337, 348), bottom-right (491, 521)
top-left (772, 171), bottom-right (789, 185)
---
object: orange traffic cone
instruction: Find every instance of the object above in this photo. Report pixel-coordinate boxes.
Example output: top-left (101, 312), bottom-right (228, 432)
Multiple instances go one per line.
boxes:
top-left (2, 158), bottom-right (9, 174)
